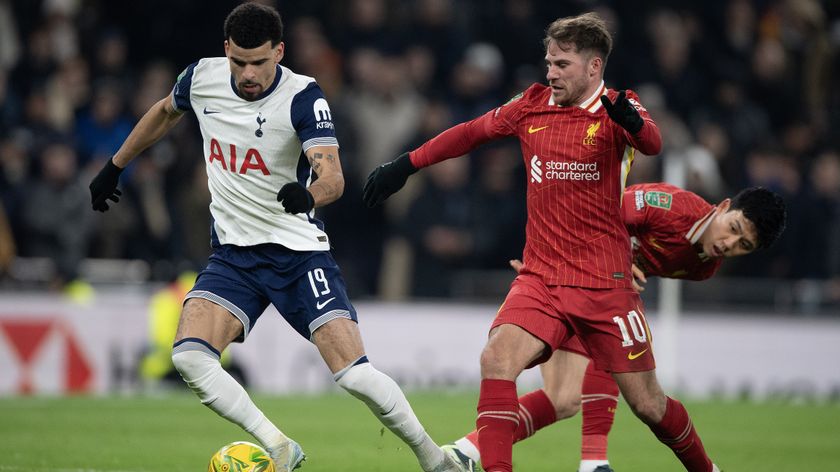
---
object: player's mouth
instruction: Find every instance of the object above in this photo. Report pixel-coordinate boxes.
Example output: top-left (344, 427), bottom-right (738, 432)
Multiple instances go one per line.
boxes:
top-left (712, 245), bottom-right (724, 258)
top-left (241, 83), bottom-right (261, 94)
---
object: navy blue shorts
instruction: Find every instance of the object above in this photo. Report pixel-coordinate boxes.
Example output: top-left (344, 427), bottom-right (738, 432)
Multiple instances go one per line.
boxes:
top-left (185, 244), bottom-right (357, 342)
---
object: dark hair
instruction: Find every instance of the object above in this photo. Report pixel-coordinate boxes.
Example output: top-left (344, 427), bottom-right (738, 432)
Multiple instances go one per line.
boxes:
top-left (543, 12), bottom-right (612, 62)
top-left (224, 3), bottom-right (283, 48)
top-left (729, 187), bottom-right (787, 249)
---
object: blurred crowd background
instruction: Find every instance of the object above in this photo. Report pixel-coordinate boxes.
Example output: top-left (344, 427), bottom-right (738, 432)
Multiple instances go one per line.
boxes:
top-left (0, 0), bottom-right (838, 312)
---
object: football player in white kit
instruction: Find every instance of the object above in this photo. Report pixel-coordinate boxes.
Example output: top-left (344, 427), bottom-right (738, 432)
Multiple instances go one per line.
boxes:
top-left (88, 4), bottom-right (466, 472)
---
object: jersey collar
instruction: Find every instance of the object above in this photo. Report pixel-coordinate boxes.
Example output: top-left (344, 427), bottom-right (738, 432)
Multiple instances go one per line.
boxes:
top-left (685, 207), bottom-right (716, 245)
top-left (547, 80), bottom-right (606, 113)
top-left (229, 64), bottom-right (283, 101)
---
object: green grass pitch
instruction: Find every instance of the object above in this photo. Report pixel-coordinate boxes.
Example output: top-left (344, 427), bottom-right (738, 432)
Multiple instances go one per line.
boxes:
top-left (1, 392), bottom-right (838, 471)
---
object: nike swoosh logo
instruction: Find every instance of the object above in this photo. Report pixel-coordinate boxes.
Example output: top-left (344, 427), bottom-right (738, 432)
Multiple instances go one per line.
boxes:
top-left (315, 297), bottom-right (336, 310)
top-left (203, 107), bottom-right (221, 115)
top-left (528, 125), bottom-right (549, 134)
top-left (628, 348), bottom-right (649, 360)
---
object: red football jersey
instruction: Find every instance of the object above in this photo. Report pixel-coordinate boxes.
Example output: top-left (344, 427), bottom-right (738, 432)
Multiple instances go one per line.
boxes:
top-left (412, 82), bottom-right (661, 288)
top-left (622, 183), bottom-right (723, 280)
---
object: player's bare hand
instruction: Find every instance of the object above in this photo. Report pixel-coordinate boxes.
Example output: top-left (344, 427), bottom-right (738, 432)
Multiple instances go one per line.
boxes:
top-left (509, 259), bottom-right (524, 273)
top-left (631, 263), bottom-right (647, 293)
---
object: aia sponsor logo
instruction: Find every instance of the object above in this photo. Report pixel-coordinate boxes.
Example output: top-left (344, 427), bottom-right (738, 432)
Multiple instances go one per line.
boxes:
top-left (207, 138), bottom-right (270, 175)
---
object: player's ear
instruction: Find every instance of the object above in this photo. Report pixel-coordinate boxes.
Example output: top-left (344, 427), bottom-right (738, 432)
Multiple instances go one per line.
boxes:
top-left (589, 54), bottom-right (602, 78)
top-left (224, 40), bottom-right (230, 57)
top-left (717, 198), bottom-right (731, 213)
top-left (275, 42), bottom-right (285, 63)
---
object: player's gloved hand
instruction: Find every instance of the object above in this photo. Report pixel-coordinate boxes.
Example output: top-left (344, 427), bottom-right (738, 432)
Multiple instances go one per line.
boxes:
top-left (89, 158), bottom-right (124, 212)
top-left (600, 90), bottom-right (644, 134)
top-left (362, 152), bottom-right (418, 207)
top-left (277, 182), bottom-right (315, 214)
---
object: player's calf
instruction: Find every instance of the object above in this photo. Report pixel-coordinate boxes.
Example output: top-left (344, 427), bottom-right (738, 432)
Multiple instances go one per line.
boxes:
top-left (172, 338), bottom-right (299, 463)
top-left (334, 356), bottom-right (457, 472)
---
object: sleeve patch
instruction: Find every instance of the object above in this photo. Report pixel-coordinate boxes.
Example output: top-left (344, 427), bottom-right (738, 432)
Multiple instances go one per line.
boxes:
top-left (634, 190), bottom-right (645, 210)
top-left (644, 191), bottom-right (672, 210)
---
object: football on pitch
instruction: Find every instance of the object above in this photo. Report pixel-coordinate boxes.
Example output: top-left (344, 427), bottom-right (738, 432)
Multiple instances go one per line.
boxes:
top-left (208, 441), bottom-right (275, 472)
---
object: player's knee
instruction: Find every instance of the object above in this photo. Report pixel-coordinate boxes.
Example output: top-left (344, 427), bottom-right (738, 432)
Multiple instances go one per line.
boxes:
top-left (551, 393), bottom-right (581, 420)
top-left (172, 349), bottom-right (219, 384)
top-left (479, 344), bottom-right (512, 377)
top-left (625, 394), bottom-right (665, 424)
top-left (334, 358), bottom-right (390, 405)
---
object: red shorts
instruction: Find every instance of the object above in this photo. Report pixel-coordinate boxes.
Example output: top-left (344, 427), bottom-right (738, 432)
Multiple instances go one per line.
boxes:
top-left (491, 273), bottom-right (655, 373)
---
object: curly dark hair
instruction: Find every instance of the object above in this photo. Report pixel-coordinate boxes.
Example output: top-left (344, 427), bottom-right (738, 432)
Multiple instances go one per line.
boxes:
top-left (730, 187), bottom-right (787, 250)
top-left (224, 3), bottom-right (283, 49)
top-left (544, 12), bottom-right (612, 62)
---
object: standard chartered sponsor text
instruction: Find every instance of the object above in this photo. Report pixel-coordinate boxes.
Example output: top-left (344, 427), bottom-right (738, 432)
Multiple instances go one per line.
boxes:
top-left (545, 161), bottom-right (600, 181)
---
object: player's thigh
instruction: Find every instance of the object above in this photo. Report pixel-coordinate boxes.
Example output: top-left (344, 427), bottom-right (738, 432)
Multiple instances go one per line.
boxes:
top-left (482, 324), bottom-right (547, 380)
top-left (311, 317), bottom-right (365, 374)
top-left (612, 369), bottom-right (666, 422)
top-left (565, 288), bottom-right (655, 373)
top-left (271, 252), bottom-right (359, 341)
top-left (175, 298), bottom-right (244, 353)
top-left (489, 274), bottom-right (574, 372)
top-left (539, 348), bottom-right (589, 415)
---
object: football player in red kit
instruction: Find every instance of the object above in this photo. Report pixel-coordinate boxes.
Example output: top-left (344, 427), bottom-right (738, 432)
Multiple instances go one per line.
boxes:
top-left (364, 12), bottom-right (723, 472)
top-left (449, 183), bottom-right (786, 472)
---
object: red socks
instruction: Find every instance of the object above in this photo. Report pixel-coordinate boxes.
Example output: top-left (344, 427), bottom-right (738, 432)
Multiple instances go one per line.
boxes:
top-left (476, 379), bottom-right (519, 472)
top-left (649, 397), bottom-right (714, 472)
top-left (581, 364), bottom-right (619, 460)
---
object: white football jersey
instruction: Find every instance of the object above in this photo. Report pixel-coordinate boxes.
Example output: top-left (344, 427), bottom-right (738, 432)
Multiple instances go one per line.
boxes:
top-left (171, 57), bottom-right (338, 250)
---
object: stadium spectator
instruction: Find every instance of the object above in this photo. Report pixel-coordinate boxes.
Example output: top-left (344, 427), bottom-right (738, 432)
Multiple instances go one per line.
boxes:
top-left (364, 12), bottom-right (721, 472)
top-left (0, 0), bottom-right (835, 310)
top-left (20, 140), bottom-right (92, 287)
top-left (86, 4), bottom-right (466, 472)
top-left (401, 156), bottom-right (475, 298)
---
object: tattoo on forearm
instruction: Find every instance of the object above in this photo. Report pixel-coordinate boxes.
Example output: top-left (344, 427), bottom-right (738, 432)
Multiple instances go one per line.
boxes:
top-left (308, 152), bottom-right (337, 174)
top-left (309, 153), bottom-right (322, 173)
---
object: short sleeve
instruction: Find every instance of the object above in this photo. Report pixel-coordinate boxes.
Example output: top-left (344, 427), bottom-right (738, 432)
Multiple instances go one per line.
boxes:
top-left (622, 187), bottom-right (649, 232)
top-left (290, 82), bottom-right (338, 152)
top-left (171, 62), bottom-right (199, 112)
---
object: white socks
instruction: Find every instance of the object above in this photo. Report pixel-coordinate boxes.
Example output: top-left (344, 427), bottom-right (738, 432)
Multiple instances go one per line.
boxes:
top-left (454, 436), bottom-right (481, 463)
top-left (335, 361), bottom-right (445, 472)
top-left (579, 460), bottom-right (611, 472)
top-left (171, 348), bottom-right (289, 452)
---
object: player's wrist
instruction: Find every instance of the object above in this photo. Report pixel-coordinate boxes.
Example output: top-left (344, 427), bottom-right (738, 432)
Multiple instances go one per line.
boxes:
top-left (394, 152), bottom-right (418, 176)
top-left (103, 157), bottom-right (125, 176)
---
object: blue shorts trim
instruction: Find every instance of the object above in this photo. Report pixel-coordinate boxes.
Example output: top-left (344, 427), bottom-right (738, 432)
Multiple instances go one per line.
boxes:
top-left (184, 290), bottom-right (252, 340)
top-left (172, 337), bottom-right (221, 359)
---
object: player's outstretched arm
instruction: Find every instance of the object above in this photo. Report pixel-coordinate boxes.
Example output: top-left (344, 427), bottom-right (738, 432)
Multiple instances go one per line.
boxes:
top-left (277, 145), bottom-right (344, 214)
top-left (362, 152), bottom-right (418, 207)
top-left (89, 94), bottom-right (184, 212)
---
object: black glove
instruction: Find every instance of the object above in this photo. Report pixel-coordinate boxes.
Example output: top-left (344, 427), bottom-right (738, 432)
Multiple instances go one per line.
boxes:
top-left (89, 158), bottom-right (124, 212)
top-left (600, 90), bottom-right (644, 135)
top-left (362, 152), bottom-right (418, 207)
top-left (277, 182), bottom-right (315, 214)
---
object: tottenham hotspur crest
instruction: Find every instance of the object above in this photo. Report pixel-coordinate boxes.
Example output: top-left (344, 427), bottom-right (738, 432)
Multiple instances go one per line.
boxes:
top-left (255, 113), bottom-right (267, 137)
